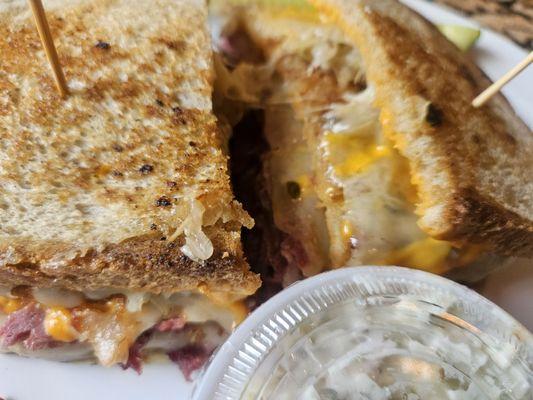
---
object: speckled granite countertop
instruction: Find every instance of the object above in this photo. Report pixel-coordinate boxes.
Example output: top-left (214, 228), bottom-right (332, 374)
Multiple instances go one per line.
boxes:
top-left (433, 0), bottom-right (532, 49)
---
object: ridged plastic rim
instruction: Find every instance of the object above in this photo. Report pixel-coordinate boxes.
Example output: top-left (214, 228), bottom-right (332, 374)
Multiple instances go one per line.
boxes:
top-left (193, 266), bottom-right (533, 400)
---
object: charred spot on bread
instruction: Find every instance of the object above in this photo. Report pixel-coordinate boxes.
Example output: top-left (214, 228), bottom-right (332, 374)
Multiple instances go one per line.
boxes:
top-left (139, 164), bottom-right (154, 174)
top-left (155, 196), bottom-right (172, 207)
top-left (425, 103), bottom-right (443, 127)
top-left (95, 40), bottom-right (110, 50)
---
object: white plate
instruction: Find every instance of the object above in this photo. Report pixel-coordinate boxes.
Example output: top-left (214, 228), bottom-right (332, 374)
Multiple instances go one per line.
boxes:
top-left (0, 1), bottom-right (531, 399)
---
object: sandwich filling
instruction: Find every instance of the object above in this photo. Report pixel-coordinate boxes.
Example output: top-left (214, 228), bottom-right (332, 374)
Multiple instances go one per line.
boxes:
top-left (0, 286), bottom-right (244, 378)
top-left (213, 2), bottom-right (482, 287)
top-left (0, 0), bottom-right (259, 376)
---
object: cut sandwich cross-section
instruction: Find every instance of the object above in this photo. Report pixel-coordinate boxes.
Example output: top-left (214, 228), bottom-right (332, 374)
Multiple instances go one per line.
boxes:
top-left (0, 0), bottom-right (259, 376)
top-left (211, 0), bottom-right (533, 286)
top-left (309, 0), bottom-right (533, 258)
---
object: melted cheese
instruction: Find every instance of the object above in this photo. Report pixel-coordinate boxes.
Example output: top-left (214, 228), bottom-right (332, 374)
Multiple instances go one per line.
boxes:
top-left (0, 296), bottom-right (24, 314)
top-left (335, 143), bottom-right (390, 176)
top-left (386, 238), bottom-right (452, 275)
top-left (227, 301), bottom-right (248, 325)
top-left (456, 245), bottom-right (485, 268)
top-left (320, 89), bottom-right (460, 274)
top-left (194, 287), bottom-right (249, 329)
top-left (322, 92), bottom-right (393, 192)
top-left (44, 307), bottom-right (79, 342)
top-left (341, 219), bottom-right (353, 240)
top-left (261, 3), bottom-right (318, 22)
top-left (0, 287), bottom-right (246, 367)
top-left (32, 288), bottom-right (84, 308)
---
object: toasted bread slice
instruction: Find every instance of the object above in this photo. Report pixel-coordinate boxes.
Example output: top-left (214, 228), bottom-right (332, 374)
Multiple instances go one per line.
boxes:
top-left (309, 0), bottom-right (533, 257)
top-left (0, 0), bottom-right (259, 298)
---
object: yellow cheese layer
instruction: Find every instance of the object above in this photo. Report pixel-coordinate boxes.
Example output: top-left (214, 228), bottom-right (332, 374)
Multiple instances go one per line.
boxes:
top-left (324, 131), bottom-right (390, 177)
top-left (227, 301), bottom-right (249, 325)
top-left (0, 296), bottom-right (24, 314)
top-left (386, 238), bottom-right (452, 275)
top-left (197, 285), bottom-right (249, 325)
top-left (44, 307), bottom-right (79, 342)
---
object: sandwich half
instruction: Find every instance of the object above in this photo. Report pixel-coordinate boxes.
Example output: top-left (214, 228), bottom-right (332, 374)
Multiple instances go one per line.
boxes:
top-left (0, 0), bottom-right (259, 377)
top-left (211, 0), bottom-right (533, 289)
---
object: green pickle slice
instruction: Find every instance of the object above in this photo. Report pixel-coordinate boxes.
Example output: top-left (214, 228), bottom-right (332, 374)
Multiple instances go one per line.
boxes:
top-left (438, 24), bottom-right (481, 52)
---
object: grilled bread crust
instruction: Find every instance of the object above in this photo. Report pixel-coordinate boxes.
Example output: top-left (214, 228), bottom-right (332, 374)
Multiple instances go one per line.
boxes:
top-left (0, 0), bottom-right (259, 297)
top-left (311, 0), bottom-right (533, 256)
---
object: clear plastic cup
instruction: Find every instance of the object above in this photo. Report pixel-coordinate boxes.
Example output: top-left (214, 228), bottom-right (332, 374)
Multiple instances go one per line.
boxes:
top-left (193, 266), bottom-right (532, 400)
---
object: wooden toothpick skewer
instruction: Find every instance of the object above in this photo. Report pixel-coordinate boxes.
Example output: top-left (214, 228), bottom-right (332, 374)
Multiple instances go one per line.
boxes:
top-left (472, 51), bottom-right (532, 108)
top-left (27, 0), bottom-right (69, 98)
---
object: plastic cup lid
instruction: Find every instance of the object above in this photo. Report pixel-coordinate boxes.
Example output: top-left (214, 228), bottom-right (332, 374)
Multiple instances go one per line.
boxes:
top-left (193, 266), bottom-right (533, 399)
